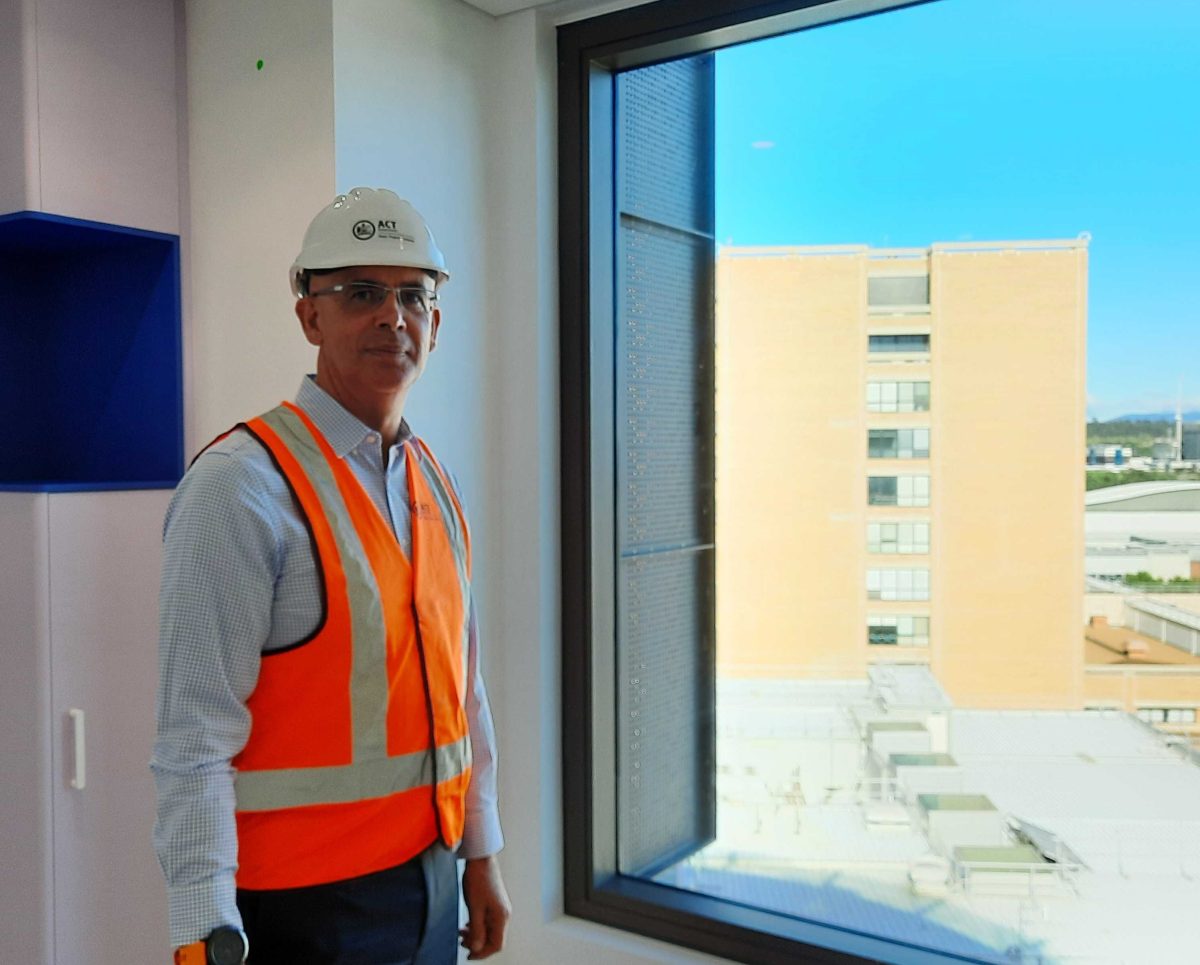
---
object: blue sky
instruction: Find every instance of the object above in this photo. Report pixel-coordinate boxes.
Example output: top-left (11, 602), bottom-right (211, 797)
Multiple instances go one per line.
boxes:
top-left (715, 0), bottom-right (1199, 421)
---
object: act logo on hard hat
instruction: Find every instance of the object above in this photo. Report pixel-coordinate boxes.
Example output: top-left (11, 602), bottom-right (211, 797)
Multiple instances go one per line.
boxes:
top-left (352, 220), bottom-right (376, 240)
top-left (367, 220), bottom-right (416, 246)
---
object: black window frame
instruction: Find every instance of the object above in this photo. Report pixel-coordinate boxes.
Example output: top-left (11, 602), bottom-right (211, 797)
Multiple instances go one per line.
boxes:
top-left (558, 2), bottom-right (977, 964)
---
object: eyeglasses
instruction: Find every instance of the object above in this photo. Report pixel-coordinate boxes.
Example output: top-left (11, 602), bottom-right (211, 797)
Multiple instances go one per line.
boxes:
top-left (308, 281), bottom-right (438, 319)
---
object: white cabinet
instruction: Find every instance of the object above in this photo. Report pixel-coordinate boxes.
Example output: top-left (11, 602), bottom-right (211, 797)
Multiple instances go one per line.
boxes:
top-left (0, 490), bottom-right (172, 964)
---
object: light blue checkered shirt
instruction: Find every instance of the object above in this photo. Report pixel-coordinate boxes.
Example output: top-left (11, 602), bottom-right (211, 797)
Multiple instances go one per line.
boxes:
top-left (151, 377), bottom-right (503, 948)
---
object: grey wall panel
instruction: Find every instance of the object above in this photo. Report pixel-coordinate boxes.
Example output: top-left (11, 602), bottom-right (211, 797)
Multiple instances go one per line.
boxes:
top-left (0, 493), bottom-right (54, 965)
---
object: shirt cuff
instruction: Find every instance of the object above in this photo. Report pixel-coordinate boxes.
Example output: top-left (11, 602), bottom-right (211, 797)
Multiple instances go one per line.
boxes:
top-left (458, 805), bottom-right (505, 860)
top-left (167, 877), bottom-right (243, 950)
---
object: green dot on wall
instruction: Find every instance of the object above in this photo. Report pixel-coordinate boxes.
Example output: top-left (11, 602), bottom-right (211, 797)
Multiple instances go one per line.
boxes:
top-left (256, 59), bottom-right (264, 71)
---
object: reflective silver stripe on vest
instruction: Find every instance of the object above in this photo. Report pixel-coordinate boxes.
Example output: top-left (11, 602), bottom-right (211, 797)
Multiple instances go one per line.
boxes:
top-left (234, 406), bottom-right (467, 814)
top-left (265, 406), bottom-right (390, 763)
top-left (411, 448), bottom-right (472, 685)
top-left (236, 735), bottom-right (471, 812)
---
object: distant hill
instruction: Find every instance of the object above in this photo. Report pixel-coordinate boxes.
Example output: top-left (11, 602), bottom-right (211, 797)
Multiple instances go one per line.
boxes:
top-left (1110, 410), bottom-right (1200, 422)
top-left (1086, 419), bottom-right (1173, 456)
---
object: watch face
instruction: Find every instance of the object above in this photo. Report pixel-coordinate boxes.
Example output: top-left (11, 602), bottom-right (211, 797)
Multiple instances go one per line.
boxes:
top-left (207, 927), bottom-right (246, 965)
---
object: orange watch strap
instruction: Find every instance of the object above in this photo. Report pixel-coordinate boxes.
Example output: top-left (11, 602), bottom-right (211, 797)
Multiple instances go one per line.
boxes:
top-left (173, 940), bottom-right (206, 965)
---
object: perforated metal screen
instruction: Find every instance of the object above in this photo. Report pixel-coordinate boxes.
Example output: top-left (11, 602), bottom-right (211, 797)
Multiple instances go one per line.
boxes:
top-left (614, 54), bottom-right (716, 878)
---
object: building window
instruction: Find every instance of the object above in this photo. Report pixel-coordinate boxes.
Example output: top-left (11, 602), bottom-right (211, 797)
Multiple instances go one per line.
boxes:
top-left (868, 474), bottom-right (929, 507)
top-left (867, 380), bottom-right (929, 412)
top-left (868, 274), bottom-right (929, 310)
top-left (867, 568), bottom-right (930, 601)
top-left (868, 615), bottom-right (930, 647)
top-left (868, 333), bottom-right (930, 354)
top-left (868, 428), bottom-right (929, 459)
top-left (1138, 707), bottom-right (1197, 725)
top-left (868, 521), bottom-right (929, 554)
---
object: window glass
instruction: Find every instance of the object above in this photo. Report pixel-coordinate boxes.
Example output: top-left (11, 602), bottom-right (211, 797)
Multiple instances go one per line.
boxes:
top-left (868, 274), bottom-right (929, 308)
top-left (869, 520), bottom-right (931, 554)
top-left (867, 476), bottom-right (896, 505)
top-left (867, 380), bottom-right (931, 412)
top-left (868, 615), bottom-right (930, 647)
top-left (868, 429), bottom-right (930, 459)
top-left (868, 333), bottom-right (930, 354)
top-left (867, 429), bottom-right (896, 458)
top-left (867, 568), bottom-right (930, 601)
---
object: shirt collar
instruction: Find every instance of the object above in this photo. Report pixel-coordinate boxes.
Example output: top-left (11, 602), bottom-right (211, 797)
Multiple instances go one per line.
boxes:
top-left (294, 376), bottom-right (412, 458)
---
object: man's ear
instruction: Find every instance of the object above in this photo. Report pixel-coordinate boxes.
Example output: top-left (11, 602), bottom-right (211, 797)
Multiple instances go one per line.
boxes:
top-left (295, 297), bottom-right (323, 347)
top-left (429, 307), bottom-right (442, 352)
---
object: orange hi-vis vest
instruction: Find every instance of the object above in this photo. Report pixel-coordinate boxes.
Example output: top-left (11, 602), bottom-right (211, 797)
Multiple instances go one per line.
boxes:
top-left (229, 401), bottom-right (472, 890)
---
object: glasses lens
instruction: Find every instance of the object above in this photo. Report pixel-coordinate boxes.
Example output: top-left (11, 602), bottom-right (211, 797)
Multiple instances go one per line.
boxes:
top-left (325, 282), bottom-right (435, 317)
top-left (397, 288), bottom-right (433, 316)
top-left (342, 283), bottom-right (389, 312)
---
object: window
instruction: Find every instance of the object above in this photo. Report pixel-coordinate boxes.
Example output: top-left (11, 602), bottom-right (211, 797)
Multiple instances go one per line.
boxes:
top-left (867, 428), bottom-right (929, 459)
top-left (867, 380), bottom-right (930, 412)
top-left (867, 333), bottom-right (929, 354)
top-left (1137, 707), bottom-right (1197, 725)
top-left (867, 274), bottom-right (929, 309)
top-left (868, 474), bottom-right (929, 506)
top-left (868, 615), bottom-right (930, 647)
top-left (867, 568), bottom-right (930, 601)
top-left (867, 521), bottom-right (930, 554)
top-left (559, 0), bottom-right (1199, 962)
top-left (561, 4), bottom-right (947, 961)
top-left (868, 476), bottom-right (896, 505)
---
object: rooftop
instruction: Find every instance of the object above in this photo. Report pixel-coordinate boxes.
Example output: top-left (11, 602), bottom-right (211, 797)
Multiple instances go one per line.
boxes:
top-left (1084, 617), bottom-right (1200, 667)
top-left (1086, 480), bottom-right (1200, 511)
top-left (719, 238), bottom-right (1089, 260)
top-left (682, 673), bottom-right (1200, 963)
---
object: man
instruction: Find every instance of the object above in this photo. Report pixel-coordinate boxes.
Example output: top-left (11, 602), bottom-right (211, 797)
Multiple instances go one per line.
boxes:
top-left (152, 188), bottom-right (510, 964)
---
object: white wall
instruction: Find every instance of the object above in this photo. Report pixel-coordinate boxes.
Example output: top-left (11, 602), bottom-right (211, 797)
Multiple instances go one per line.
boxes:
top-left (186, 1), bottom-right (717, 961)
top-left (185, 0), bottom-right (335, 449)
top-left (0, 0), bottom-right (178, 229)
top-left (0, 0), bottom-right (37, 214)
top-left (1086, 511), bottom-right (1200, 543)
top-left (1085, 553), bottom-right (1193, 581)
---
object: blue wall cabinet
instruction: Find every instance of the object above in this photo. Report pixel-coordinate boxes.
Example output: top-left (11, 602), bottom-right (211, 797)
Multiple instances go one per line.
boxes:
top-left (0, 211), bottom-right (183, 490)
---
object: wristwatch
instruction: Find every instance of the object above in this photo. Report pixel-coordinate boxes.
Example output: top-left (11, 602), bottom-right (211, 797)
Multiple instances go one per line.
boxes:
top-left (173, 926), bottom-right (248, 965)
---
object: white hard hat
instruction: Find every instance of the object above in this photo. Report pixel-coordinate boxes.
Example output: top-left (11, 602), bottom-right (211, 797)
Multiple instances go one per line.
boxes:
top-left (289, 187), bottom-right (449, 295)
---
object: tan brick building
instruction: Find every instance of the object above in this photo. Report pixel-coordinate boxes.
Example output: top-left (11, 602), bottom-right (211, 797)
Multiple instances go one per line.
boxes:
top-left (715, 240), bottom-right (1088, 709)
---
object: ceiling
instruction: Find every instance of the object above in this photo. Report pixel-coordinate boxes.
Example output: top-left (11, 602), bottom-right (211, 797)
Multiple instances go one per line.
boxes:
top-left (460, 0), bottom-right (560, 15)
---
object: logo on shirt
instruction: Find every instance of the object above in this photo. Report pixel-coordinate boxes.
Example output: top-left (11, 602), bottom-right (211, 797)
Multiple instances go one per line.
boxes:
top-left (411, 501), bottom-right (439, 522)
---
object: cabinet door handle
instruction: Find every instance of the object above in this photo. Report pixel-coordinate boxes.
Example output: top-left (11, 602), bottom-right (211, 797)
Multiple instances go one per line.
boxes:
top-left (68, 708), bottom-right (87, 790)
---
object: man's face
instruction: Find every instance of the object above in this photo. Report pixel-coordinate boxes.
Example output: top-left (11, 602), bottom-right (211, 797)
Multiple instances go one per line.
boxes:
top-left (295, 264), bottom-right (441, 406)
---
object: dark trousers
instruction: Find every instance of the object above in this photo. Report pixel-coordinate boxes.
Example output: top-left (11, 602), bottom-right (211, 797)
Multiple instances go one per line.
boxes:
top-left (236, 845), bottom-right (458, 965)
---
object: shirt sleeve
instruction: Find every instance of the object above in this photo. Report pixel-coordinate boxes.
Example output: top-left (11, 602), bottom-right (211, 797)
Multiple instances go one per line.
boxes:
top-left (459, 596), bottom-right (505, 859)
top-left (443, 470), bottom-right (504, 860)
top-left (151, 443), bottom-right (279, 948)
